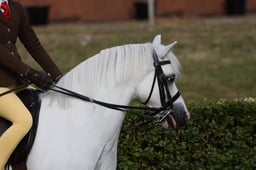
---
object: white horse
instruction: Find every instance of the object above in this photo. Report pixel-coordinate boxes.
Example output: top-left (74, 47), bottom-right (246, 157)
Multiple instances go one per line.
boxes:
top-left (26, 35), bottom-right (190, 170)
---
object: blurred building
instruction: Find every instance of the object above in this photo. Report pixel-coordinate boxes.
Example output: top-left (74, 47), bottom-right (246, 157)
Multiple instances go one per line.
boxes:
top-left (19, 0), bottom-right (256, 23)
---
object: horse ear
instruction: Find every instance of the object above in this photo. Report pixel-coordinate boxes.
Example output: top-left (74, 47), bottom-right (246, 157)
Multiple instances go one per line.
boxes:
top-left (152, 34), bottom-right (161, 45)
top-left (162, 41), bottom-right (178, 57)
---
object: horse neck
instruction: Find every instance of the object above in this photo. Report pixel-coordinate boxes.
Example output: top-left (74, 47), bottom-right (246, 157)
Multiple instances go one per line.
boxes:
top-left (57, 43), bottom-right (153, 104)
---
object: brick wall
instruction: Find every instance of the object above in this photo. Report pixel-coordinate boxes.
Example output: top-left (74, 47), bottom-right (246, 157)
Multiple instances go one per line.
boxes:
top-left (247, 0), bottom-right (256, 12)
top-left (19, 0), bottom-right (256, 22)
top-left (79, 0), bottom-right (138, 21)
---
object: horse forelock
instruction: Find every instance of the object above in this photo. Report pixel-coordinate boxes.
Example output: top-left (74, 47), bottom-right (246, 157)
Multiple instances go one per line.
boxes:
top-left (167, 51), bottom-right (182, 78)
top-left (152, 42), bottom-right (182, 78)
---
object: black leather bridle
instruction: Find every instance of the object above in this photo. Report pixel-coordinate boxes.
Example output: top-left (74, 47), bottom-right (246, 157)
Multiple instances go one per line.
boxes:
top-left (52, 49), bottom-right (181, 124)
top-left (142, 50), bottom-right (180, 109)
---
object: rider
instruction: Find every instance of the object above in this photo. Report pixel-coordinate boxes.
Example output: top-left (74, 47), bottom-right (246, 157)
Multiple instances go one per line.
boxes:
top-left (0, 0), bottom-right (62, 168)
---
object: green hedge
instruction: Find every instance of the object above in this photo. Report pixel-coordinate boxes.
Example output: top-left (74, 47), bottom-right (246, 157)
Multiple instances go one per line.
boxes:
top-left (117, 98), bottom-right (256, 170)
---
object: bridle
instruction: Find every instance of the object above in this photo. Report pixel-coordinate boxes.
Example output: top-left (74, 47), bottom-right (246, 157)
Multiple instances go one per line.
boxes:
top-left (142, 50), bottom-right (180, 109)
top-left (52, 49), bottom-right (181, 124)
top-left (137, 49), bottom-right (181, 124)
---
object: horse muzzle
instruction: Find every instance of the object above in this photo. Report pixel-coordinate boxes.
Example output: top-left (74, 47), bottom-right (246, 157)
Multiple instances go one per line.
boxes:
top-left (161, 102), bottom-right (190, 129)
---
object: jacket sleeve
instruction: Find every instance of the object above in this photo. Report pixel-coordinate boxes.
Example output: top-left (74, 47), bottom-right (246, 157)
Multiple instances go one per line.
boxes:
top-left (16, 2), bottom-right (62, 80)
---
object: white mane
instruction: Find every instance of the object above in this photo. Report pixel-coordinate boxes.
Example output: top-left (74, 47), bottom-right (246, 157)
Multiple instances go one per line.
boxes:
top-left (57, 43), bottom-right (153, 95)
top-left (166, 50), bottom-right (182, 78)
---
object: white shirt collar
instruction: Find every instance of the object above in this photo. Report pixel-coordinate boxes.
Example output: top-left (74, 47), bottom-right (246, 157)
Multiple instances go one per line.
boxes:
top-left (1, 0), bottom-right (9, 13)
top-left (1, 0), bottom-right (8, 3)
top-left (1, 0), bottom-right (8, 4)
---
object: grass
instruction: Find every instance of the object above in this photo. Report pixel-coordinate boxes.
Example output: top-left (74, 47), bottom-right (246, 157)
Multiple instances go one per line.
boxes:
top-left (17, 15), bottom-right (256, 101)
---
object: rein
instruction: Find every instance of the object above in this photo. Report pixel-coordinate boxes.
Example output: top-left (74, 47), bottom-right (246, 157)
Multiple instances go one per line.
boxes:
top-left (50, 85), bottom-right (180, 129)
top-left (0, 83), bottom-right (31, 97)
top-left (50, 85), bottom-right (166, 131)
top-left (51, 85), bottom-right (162, 121)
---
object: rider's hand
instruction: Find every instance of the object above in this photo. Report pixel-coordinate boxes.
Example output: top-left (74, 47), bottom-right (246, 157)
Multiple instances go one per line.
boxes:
top-left (26, 68), bottom-right (53, 90)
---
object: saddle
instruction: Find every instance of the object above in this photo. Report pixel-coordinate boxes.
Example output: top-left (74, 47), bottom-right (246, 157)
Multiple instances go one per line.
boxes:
top-left (0, 89), bottom-right (41, 168)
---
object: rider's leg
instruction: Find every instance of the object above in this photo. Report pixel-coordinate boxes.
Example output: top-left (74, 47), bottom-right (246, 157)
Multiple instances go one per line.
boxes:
top-left (0, 87), bottom-right (33, 169)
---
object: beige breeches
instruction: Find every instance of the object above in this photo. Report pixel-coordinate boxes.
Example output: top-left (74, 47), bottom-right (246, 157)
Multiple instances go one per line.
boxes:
top-left (0, 87), bottom-right (33, 169)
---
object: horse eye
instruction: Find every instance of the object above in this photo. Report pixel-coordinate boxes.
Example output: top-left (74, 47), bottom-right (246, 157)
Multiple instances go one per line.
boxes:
top-left (167, 74), bottom-right (175, 82)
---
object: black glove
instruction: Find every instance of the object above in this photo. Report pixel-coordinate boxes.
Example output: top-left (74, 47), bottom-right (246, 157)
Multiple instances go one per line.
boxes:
top-left (26, 68), bottom-right (53, 90)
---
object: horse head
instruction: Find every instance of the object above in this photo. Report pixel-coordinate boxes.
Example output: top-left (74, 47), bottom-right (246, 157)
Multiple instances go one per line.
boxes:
top-left (136, 35), bottom-right (190, 129)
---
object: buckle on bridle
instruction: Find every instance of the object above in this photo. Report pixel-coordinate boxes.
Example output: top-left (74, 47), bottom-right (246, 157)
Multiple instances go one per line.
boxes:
top-left (153, 108), bottom-right (173, 123)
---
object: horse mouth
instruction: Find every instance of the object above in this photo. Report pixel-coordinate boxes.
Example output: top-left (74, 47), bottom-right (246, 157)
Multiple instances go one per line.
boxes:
top-left (161, 112), bottom-right (190, 129)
